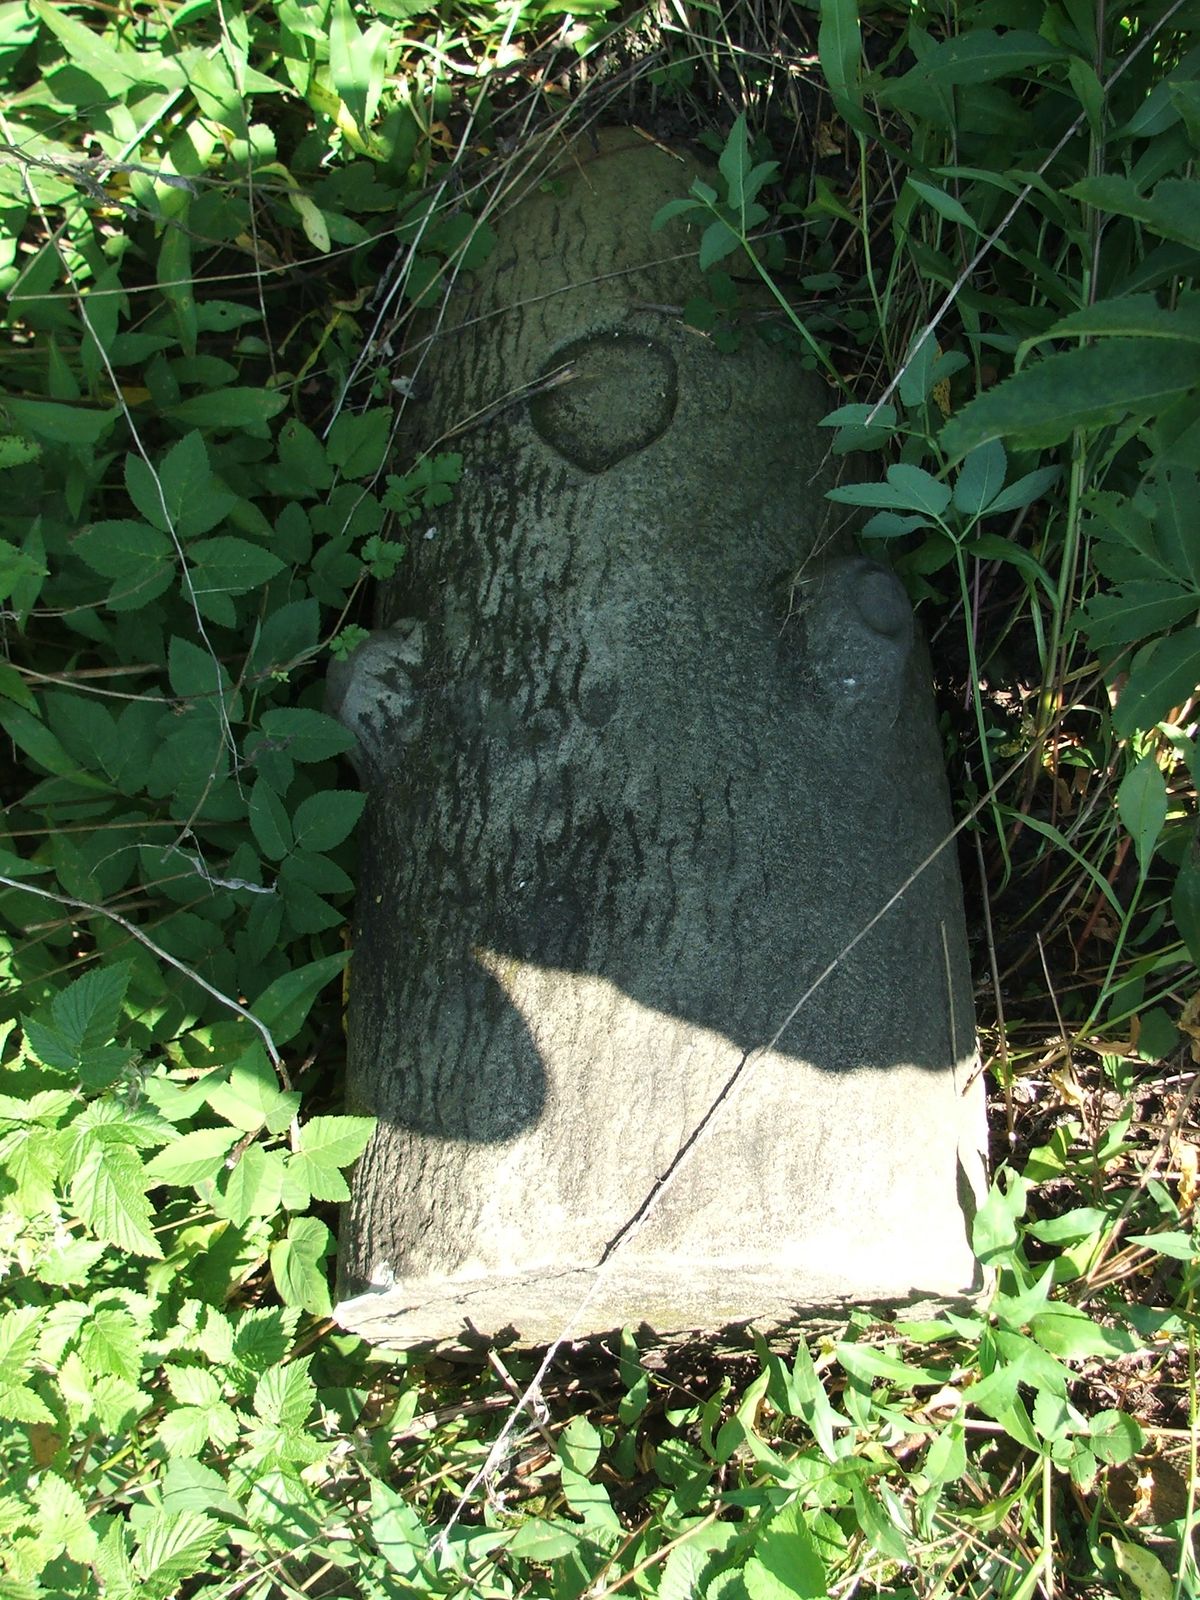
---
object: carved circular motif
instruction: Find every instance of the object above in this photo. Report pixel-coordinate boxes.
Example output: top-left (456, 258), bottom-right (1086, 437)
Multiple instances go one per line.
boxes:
top-left (530, 331), bottom-right (678, 473)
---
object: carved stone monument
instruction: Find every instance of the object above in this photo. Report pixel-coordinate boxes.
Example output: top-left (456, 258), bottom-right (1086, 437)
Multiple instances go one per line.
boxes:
top-left (331, 128), bottom-right (988, 1347)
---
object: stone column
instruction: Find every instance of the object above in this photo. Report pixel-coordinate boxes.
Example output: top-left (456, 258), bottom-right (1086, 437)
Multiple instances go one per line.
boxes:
top-left (330, 128), bottom-right (987, 1347)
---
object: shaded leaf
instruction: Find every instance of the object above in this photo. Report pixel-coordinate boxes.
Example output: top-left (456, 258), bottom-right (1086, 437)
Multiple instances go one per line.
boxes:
top-left (942, 341), bottom-right (1199, 458)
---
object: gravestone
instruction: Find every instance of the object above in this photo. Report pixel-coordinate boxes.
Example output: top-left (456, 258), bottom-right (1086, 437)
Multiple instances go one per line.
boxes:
top-left (331, 128), bottom-right (988, 1348)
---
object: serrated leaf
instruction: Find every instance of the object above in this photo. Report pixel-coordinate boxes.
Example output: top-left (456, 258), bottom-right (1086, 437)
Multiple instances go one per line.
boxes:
top-left (187, 535), bottom-right (285, 597)
top-left (72, 519), bottom-right (173, 578)
top-left (79, 1309), bottom-right (143, 1383)
top-left (953, 440), bottom-right (1007, 515)
top-left (144, 1126), bottom-right (239, 1186)
top-left (1081, 583), bottom-right (1197, 647)
top-left (207, 1047), bottom-right (299, 1133)
top-left (1114, 628), bottom-right (1200, 736)
top-left (253, 1352), bottom-right (317, 1429)
top-left (745, 1499), bottom-right (827, 1599)
top-left (326, 408), bottom-right (391, 479)
top-left (507, 1520), bottom-right (582, 1559)
top-left (133, 1509), bottom-right (221, 1600)
top-left (0, 701), bottom-right (108, 784)
top-left (296, 1114), bottom-right (374, 1169)
top-left (248, 779), bottom-right (293, 859)
top-left (942, 341), bottom-right (1199, 459)
top-left (231, 1307), bottom-right (298, 1378)
top-left (0, 1380), bottom-right (54, 1423)
top-left (168, 635), bottom-right (234, 704)
top-left (290, 789), bottom-right (365, 851)
top-left (258, 707), bottom-right (356, 762)
top-left (51, 962), bottom-right (130, 1058)
top-left (35, 1472), bottom-right (97, 1562)
top-left (0, 1306), bottom-right (43, 1386)
top-left (270, 1218), bottom-right (332, 1315)
top-left (217, 1145), bottom-right (286, 1223)
top-left (166, 1364), bottom-right (222, 1407)
top-left (252, 952), bottom-right (349, 1044)
top-left (3, 395), bottom-right (118, 444)
top-left (71, 1143), bottom-right (162, 1257)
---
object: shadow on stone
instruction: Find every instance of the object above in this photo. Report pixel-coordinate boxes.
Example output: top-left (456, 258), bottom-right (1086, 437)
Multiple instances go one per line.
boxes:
top-left (329, 128), bottom-right (989, 1346)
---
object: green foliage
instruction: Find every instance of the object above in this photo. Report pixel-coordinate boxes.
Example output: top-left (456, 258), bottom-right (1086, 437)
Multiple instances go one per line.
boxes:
top-left (3, 0), bottom-right (1199, 1596)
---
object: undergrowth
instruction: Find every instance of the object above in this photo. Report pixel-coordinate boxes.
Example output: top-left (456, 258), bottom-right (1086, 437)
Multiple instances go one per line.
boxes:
top-left (0, 0), bottom-right (1198, 1596)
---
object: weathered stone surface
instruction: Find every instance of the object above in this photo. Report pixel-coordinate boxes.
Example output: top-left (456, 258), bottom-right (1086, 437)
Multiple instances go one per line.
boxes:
top-left (332, 128), bottom-right (988, 1348)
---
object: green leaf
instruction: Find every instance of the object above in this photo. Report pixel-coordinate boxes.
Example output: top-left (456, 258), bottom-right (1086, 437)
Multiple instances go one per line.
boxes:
top-left (71, 1143), bottom-right (162, 1258)
top-left (1080, 583), bottom-right (1198, 648)
top-left (718, 114), bottom-right (753, 212)
top-left (35, 1472), bottom-right (97, 1562)
top-left (1118, 755), bottom-right (1168, 873)
top-left (1028, 1304), bottom-right (1136, 1359)
top-left (0, 701), bottom-right (109, 784)
top-left (699, 217), bottom-right (741, 271)
top-left (818, 0), bottom-right (862, 107)
top-left (1114, 628), bottom-right (1200, 736)
top-left (297, 1114), bottom-right (374, 1171)
top-left (188, 536), bottom-right (285, 608)
top-left (983, 464), bottom-right (1061, 516)
top-left (908, 177), bottom-right (980, 230)
top-left (1127, 1228), bottom-right (1198, 1260)
top-left (745, 1499), bottom-right (828, 1600)
top-left (145, 1126), bottom-right (240, 1186)
top-left (1172, 854), bottom-right (1200, 964)
top-left (942, 341), bottom-right (1200, 459)
top-left (1069, 175), bottom-right (1200, 251)
top-left (877, 29), bottom-right (1067, 108)
top-left (1030, 293), bottom-right (1200, 349)
top-left (291, 789), bottom-right (365, 851)
top-left (258, 707), bottom-right (356, 762)
top-left (217, 1145), bottom-right (286, 1223)
top-left (249, 778), bottom-right (294, 859)
top-left (79, 1308), bottom-right (143, 1382)
top-left (507, 1520), bottom-right (582, 1560)
top-left (558, 1414), bottom-right (603, 1475)
top-left (326, 408), bottom-right (392, 479)
top-left (231, 1307), bottom-right (298, 1379)
top-left (289, 1113), bottom-right (374, 1203)
top-left (1089, 1409), bottom-right (1144, 1466)
top-left (2, 395), bottom-right (118, 444)
top-left (168, 635), bottom-right (234, 704)
top-left (271, 1218), bottom-right (333, 1314)
top-left (133, 1509), bottom-right (222, 1600)
top-left (953, 440), bottom-right (1007, 515)
top-left (73, 519), bottom-right (173, 578)
top-left (0, 1306), bottom-right (43, 1388)
top-left (252, 952), bottom-right (349, 1044)
top-left (254, 1352), bottom-right (317, 1430)
top-left (277, 420), bottom-right (332, 492)
top-left (207, 1047), bottom-right (299, 1133)
top-left (1110, 1538), bottom-right (1174, 1600)
top-left (161, 431), bottom-right (236, 538)
top-left (165, 389), bottom-right (288, 432)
